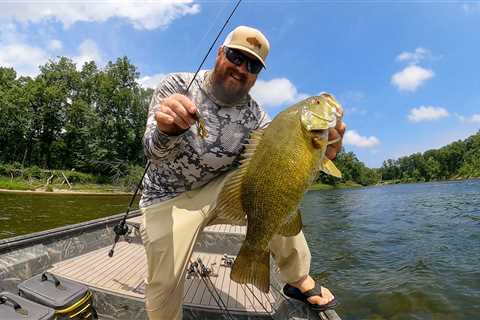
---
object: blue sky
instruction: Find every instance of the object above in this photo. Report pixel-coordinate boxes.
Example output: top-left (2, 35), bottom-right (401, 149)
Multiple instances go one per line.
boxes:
top-left (1, 1), bottom-right (479, 168)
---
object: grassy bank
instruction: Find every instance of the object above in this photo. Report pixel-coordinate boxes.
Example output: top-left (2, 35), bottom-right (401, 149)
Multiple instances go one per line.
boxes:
top-left (0, 177), bottom-right (124, 193)
top-left (1, 164), bottom-right (365, 194)
top-left (0, 164), bottom-right (143, 194)
top-left (0, 177), bottom-right (37, 191)
top-left (309, 181), bottom-right (362, 191)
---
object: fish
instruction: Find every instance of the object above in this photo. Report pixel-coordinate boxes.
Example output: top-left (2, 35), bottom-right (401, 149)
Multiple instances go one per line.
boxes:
top-left (212, 93), bottom-right (343, 292)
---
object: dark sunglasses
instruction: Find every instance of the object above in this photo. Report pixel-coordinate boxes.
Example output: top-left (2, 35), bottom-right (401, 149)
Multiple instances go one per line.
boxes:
top-left (224, 47), bottom-right (263, 75)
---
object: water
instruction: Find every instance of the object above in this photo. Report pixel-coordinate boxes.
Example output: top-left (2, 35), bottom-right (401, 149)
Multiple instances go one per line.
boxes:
top-left (302, 179), bottom-right (480, 320)
top-left (1, 180), bottom-right (479, 319)
top-left (0, 192), bottom-right (138, 239)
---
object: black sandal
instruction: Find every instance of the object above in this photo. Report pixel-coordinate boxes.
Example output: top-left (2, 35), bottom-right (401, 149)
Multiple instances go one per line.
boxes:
top-left (283, 282), bottom-right (339, 312)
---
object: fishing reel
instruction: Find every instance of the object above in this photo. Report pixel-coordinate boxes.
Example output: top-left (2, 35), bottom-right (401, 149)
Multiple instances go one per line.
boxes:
top-left (221, 254), bottom-right (235, 268)
top-left (108, 221), bottom-right (131, 257)
top-left (187, 259), bottom-right (218, 279)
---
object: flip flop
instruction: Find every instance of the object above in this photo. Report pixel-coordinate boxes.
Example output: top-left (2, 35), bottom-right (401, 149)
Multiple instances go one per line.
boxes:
top-left (283, 282), bottom-right (339, 312)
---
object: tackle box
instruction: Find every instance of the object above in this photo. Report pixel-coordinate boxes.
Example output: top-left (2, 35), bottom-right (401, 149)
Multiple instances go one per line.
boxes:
top-left (18, 272), bottom-right (97, 319)
top-left (0, 291), bottom-right (55, 320)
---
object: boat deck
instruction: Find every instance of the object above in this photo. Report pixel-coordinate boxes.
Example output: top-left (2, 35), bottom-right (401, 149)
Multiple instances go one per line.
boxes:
top-left (49, 241), bottom-right (276, 314)
top-left (47, 219), bottom-right (340, 319)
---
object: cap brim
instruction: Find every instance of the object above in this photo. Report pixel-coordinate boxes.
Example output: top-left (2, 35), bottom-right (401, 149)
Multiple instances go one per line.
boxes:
top-left (224, 44), bottom-right (267, 68)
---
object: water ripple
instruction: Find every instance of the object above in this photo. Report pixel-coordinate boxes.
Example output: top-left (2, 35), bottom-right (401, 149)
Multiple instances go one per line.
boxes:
top-left (303, 179), bottom-right (480, 320)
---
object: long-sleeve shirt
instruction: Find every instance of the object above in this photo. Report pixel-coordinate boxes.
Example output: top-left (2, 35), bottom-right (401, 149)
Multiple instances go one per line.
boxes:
top-left (140, 70), bottom-right (270, 208)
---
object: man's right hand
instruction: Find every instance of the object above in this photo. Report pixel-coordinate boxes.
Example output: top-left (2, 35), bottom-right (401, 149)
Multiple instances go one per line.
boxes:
top-left (155, 94), bottom-right (198, 136)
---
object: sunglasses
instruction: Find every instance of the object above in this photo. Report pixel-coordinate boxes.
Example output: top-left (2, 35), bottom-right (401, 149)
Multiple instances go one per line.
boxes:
top-left (224, 47), bottom-right (263, 75)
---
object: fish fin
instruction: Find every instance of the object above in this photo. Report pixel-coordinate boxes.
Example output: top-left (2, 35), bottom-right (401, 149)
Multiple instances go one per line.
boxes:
top-left (231, 243), bottom-right (270, 293)
top-left (278, 209), bottom-right (303, 237)
top-left (321, 158), bottom-right (342, 178)
top-left (212, 167), bottom-right (246, 224)
top-left (212, 129), bottom-right (265, 224)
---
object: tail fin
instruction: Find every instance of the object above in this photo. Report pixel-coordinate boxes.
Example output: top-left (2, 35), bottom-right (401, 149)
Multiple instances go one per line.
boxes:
top-left (231, 244), bottom-right (270, 293)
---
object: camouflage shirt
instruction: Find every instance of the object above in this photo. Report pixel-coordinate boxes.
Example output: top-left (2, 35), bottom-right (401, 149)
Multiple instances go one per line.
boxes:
top-left (140, 70), bottom-right (270, 208)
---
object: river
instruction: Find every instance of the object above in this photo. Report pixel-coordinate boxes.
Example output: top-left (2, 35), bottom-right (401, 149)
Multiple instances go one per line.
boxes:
top-left (0, 192), bottom-right (139, 239)
top-left (0, 180), bottom-right (479, 319)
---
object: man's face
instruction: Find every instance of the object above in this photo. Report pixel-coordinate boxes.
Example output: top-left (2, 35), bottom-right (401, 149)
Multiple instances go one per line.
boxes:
top-left (211, 46), bottom-right (259, 101)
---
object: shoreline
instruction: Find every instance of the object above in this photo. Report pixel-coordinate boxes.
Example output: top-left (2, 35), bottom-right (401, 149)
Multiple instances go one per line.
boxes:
top-left (0, 188), bottom-right (134, 196)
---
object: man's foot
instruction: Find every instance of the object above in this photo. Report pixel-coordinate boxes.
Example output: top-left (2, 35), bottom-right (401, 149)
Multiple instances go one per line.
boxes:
top-left (284, 275), bottom-right (337, 310)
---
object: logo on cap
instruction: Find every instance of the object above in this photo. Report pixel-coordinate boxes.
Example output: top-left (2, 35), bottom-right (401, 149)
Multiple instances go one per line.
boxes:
top-left (246, 37), bottom-right (262, 50)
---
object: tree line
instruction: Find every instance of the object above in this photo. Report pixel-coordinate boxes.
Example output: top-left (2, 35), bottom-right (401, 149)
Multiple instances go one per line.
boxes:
top-left (379, 131), bottom-right (480, 182)
top-left (0, 56), bottom-right (383, 188)
top-left (4, 56), bottom-right (474, 189)
top-left (317, 150), bottom-right (381, 186)
top-left (0, 57), bottom-right (153, 180)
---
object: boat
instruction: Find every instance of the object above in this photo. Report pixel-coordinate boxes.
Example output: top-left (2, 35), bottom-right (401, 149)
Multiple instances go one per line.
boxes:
top-left (0, 211), bottom-right (341, 319)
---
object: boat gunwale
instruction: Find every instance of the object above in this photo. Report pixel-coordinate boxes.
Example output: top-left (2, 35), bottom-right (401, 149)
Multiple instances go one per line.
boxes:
top-left (0, 210), bottom-right (141, 254)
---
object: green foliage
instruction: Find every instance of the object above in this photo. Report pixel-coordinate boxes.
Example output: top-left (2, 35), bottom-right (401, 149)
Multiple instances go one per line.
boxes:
top-left (316, 149), bottom-right (381, 186)
top-left (0, 177), bottom-right (36, 190)
top-left (379, 131), bottom-right (480, 182)
top-left (117, 165), bottom-right (145, 191)
top-left (0, 56), bottom-right (152, 179)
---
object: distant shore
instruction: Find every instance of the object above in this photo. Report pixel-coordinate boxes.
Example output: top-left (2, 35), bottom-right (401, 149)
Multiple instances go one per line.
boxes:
top-left (0, 188), bottom-right (133, 195)
top-left (309, 181), bottom-right (362, 190)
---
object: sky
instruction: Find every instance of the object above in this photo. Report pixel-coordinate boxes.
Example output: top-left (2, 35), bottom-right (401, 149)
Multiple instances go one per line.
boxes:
top-left (0, 0), bottom-right (479, 168)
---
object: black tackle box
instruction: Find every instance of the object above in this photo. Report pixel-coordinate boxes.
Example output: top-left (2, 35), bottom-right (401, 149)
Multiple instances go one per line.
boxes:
top-left (17, 272), bottom-right (97, 319)
top-left (0, 291), bottom-right (55, 320)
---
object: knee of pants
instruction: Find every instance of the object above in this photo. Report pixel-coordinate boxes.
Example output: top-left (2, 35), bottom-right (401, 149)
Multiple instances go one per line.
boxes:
top-left (145, 277), bottom-right (183, 312)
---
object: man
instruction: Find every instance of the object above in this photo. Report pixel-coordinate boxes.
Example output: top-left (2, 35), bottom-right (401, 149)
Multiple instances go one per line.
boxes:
top-left (141, 25), bottom-right (346, 319)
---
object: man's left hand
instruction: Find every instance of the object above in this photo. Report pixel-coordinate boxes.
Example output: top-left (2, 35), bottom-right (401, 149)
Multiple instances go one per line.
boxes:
top-left (326, 121), bottom-right (346, 160)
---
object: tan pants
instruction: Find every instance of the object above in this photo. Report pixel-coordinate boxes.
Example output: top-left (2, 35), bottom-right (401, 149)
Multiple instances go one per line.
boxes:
top-left (140, 172), bottom-right (311, 320)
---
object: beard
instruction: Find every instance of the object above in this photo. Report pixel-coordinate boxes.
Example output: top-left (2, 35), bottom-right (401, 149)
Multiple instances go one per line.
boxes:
top-left (210, 65), bottom-right (253, 105)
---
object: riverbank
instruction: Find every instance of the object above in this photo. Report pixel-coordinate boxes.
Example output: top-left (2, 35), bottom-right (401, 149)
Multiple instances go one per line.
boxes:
top-left (309, 181), bottom-right (362, 190)
top-left (1, 175), bottom-right (363, 194)
top-left (0, 188), bottom-right (132, 195)
top-left (379, 176), bottom-right (479, 186)
top-left (0, 177), bottom-right (131, 195)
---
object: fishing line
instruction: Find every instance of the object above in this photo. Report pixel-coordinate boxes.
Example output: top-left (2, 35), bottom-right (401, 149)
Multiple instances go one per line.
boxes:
top-left (239, 283), bottom-right (275, 319)
top-left (192, 258), bottom-right (235, 320)
top-left (108, 0), bottom-right (242, 258)
top-left (191, 2), bottom-right (229, 58)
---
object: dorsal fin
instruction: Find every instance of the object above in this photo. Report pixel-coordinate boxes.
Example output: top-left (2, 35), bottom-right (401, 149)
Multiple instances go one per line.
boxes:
top-left (211, 129), bottom-right (265, 223)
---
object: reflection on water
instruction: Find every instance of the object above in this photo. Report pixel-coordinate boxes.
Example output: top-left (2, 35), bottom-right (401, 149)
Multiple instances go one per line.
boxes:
top-left (0, 192), bottom-right (139, 239)
top-left (303, 179), bottom-right (480, 319)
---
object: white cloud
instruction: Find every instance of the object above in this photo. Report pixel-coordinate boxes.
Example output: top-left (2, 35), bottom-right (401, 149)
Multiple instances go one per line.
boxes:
top-left (470, 114), bottom-right (480, 123)
top-left (72, 39), bottom-right (102, 68)
top-left (0, 43), bottom-right (48, 77)
top-left (344, 130), bottom-right (380, 148)
top-left (456, 113), bottom-right (480, 124)
top-left (138, 73), bottom-right (167, 89)
top-left (391, 65), bottom-right (434, 91)
top-left (346, 107), bottom-right (367, 116)
top-left (408, 106), bottom-right (449, 122)
top-left (48, 39), bottom-right (63, 51)
top-left (250, 78), bottom-right (308, 108)
top-left (0, 1), bottom-right (200, 30)
top-left (396, 47), bottom-right (430, 64)
top-left (462, 3), bottom-right (480, 13)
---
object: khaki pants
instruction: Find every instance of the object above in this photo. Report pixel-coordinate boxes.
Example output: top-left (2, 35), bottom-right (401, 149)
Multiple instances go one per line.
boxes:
top-left (140, 172), bottom-right (311, 320)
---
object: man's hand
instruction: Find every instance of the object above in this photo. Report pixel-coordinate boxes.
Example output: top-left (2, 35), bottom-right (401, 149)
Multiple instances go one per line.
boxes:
top-left (326, 120), bottom-right (346, 160)
top-left (155, 94), bottom-right (198, 136)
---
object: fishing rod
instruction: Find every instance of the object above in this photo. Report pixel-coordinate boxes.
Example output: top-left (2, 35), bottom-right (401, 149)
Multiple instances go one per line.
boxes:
top-left (108, 0), bottom-right (242, 258)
